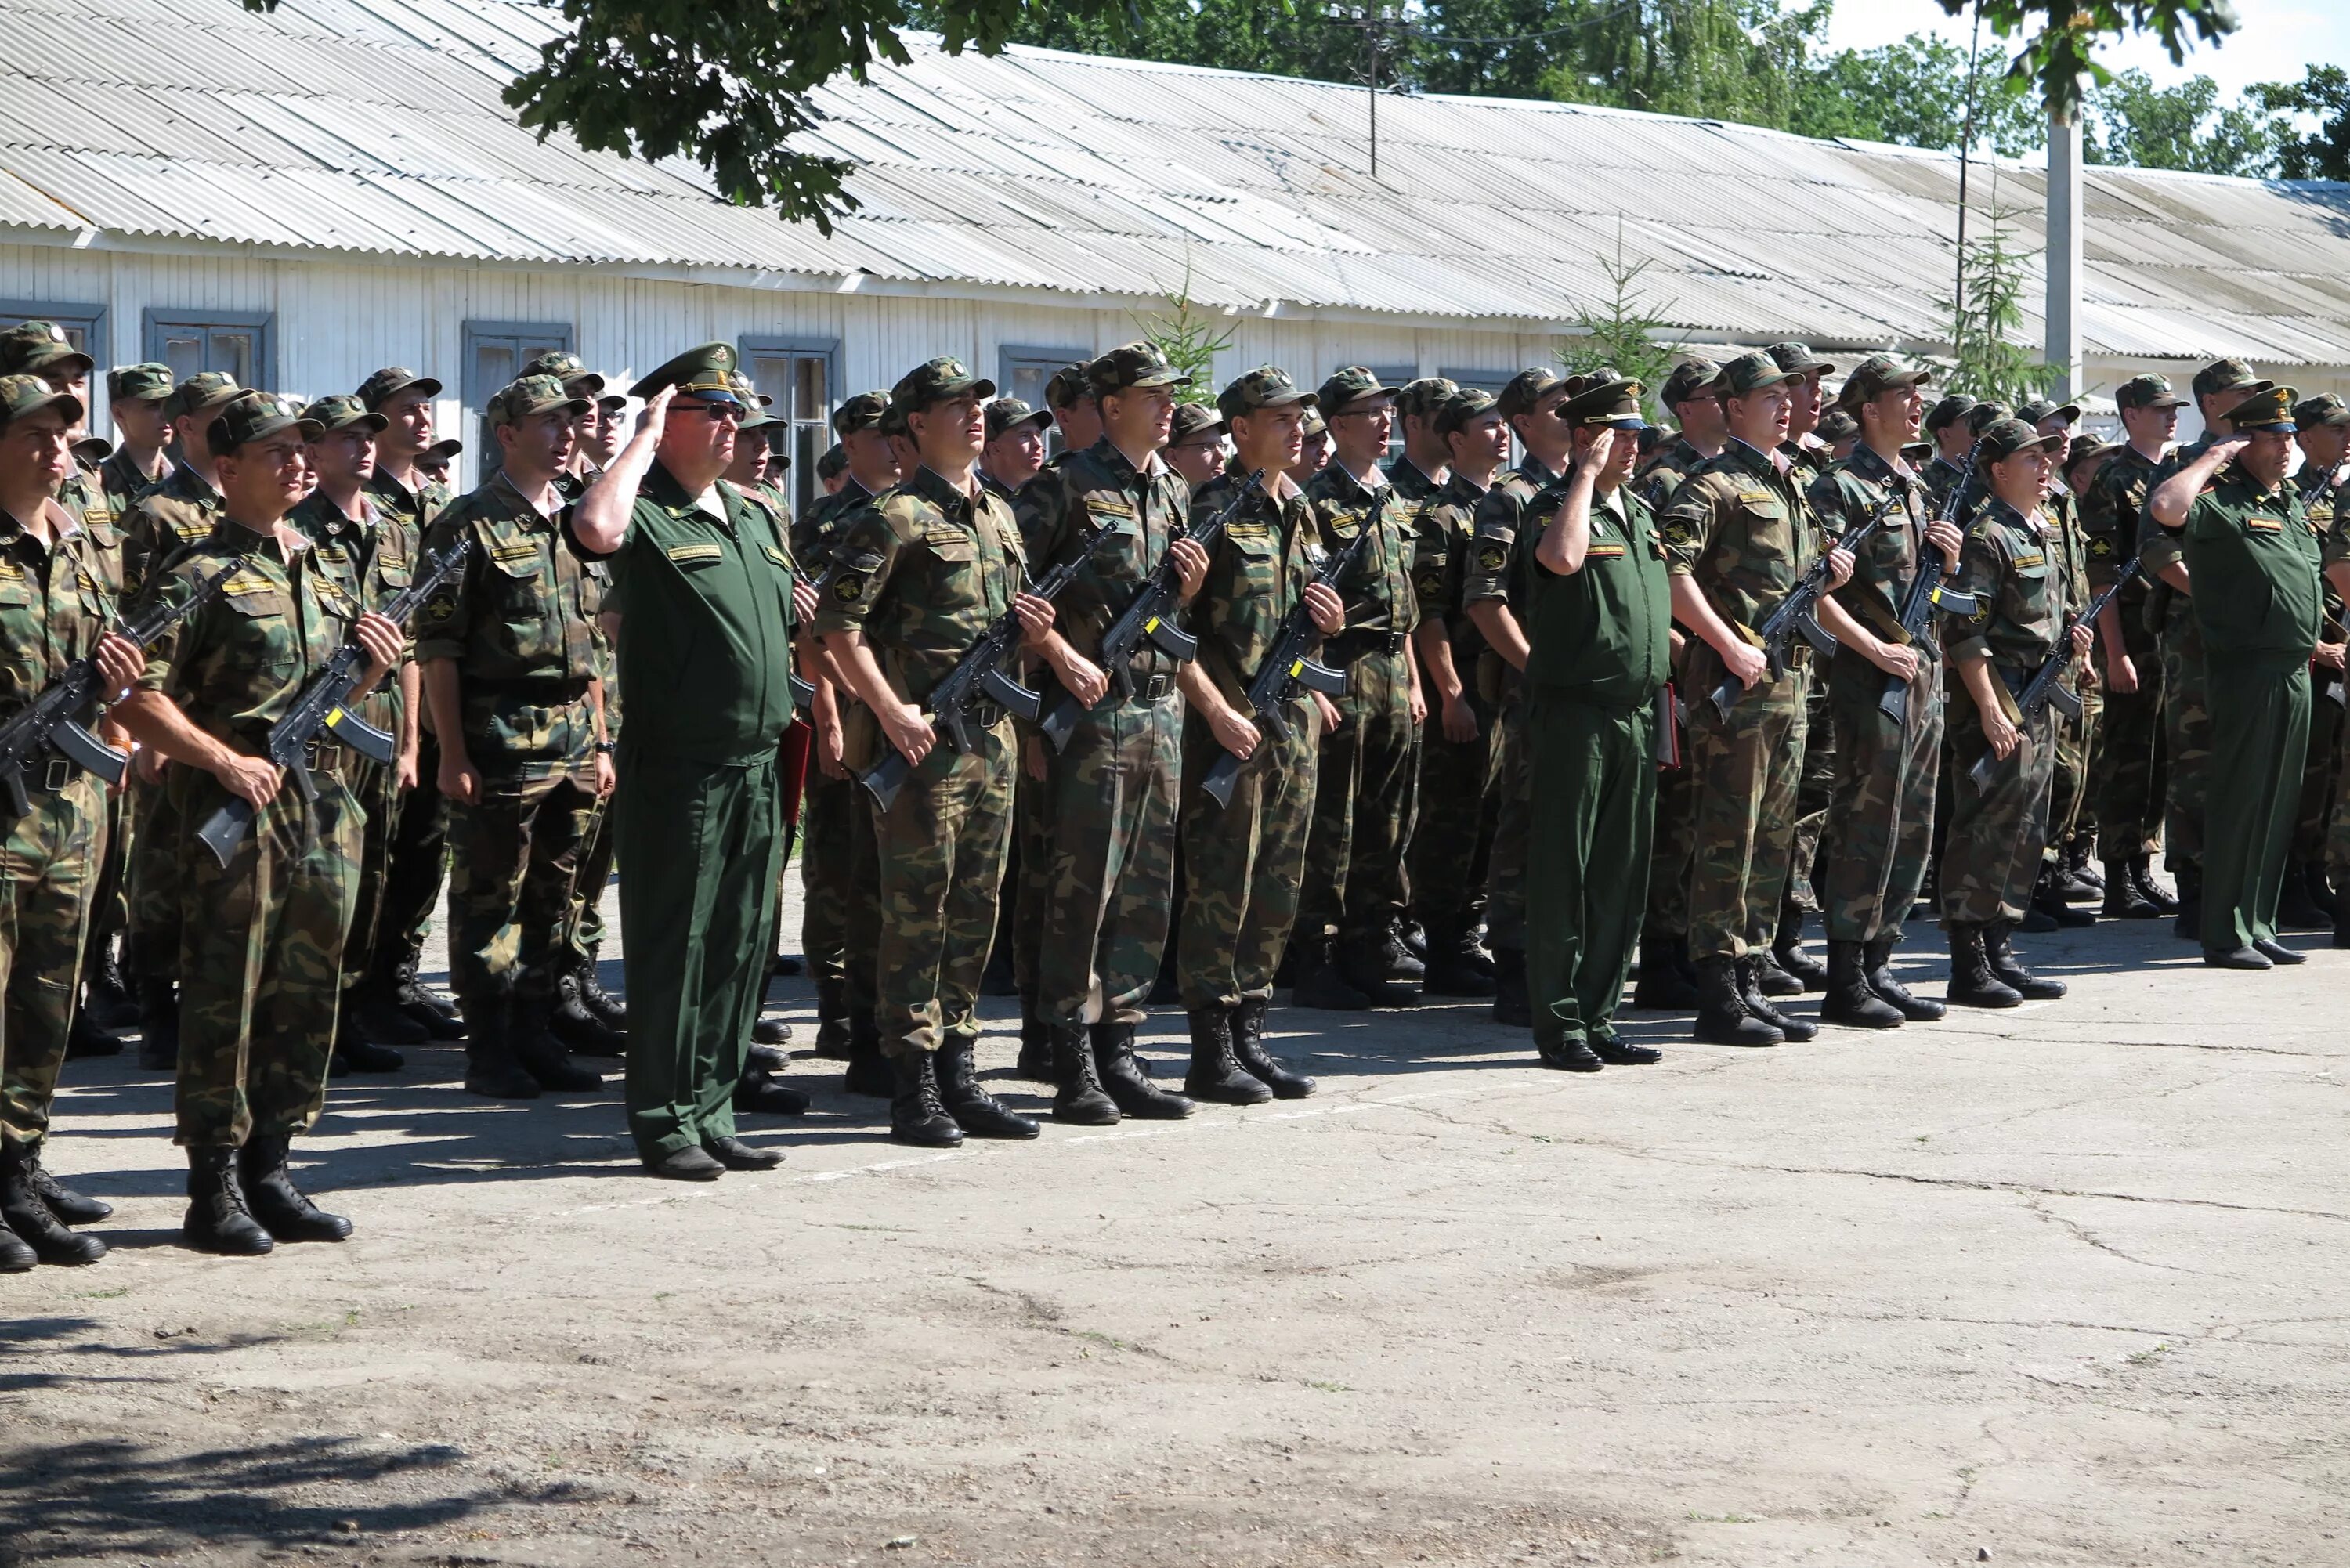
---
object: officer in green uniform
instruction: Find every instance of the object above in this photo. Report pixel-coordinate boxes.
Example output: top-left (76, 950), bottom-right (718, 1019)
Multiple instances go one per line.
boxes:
top-left (1174, 368), bottom-right (1343, 1102)
top-left (0, 374), bottom-right (146, 1269)
top-left (1937, 418), bottom-right (2088, 1007)
top-left (2148, 385), bottom-right (2323, 967)
top-left (418, 375), bottom-right (611, 1100)
top-left (1522, 376), bottom-right (1671, 1071)
top-left (117, 392), bottom-right (403, 1255)
top-left (818, 358), bottom-right (1054, 1147)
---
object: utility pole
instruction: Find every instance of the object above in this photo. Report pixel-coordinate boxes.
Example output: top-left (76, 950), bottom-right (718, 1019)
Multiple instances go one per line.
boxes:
top-left (1325, 2), bottom-right (1403, 182)
top-left (2044, 107), bottom-right (2084, 399)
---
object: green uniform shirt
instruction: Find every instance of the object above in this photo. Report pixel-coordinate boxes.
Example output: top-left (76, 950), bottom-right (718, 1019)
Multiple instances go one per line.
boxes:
top-left (1184, 470), bottom-right (1318, 709)
top-left (1026, 439), bottom-right (1191, 675)
top-left (1303, 458), bottom-right (1417, 653)
top-left (2178, 468), bottom-right (2323, 659)
top-left (1942, 497), bottom-right (2066, 674)
top-left (0, 502), bottom-right (113, 721)
top-left (118, 459), bottom-right (220, 597)
top-left (1524, 482), bottom-right (1670, 706)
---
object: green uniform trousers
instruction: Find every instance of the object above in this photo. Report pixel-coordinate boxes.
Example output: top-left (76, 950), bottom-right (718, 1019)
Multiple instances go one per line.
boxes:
top-left (1641, 698), bottom-right (1698, 942)
top-left (2159, 612), bottom-right (2211, 873)
top-left (797, 764), bottom-right (855, 988)
top-left (1407, 696), bottom-right (1495, 934)
top-left (1940, 695), bottom-right (2056, 928)
top-left (0, 773), bottom-right (104, 1149)
top-left (870, 719), bottom-right (1014, 1058)
top-left (1820, 658), bottom-right (1943, 945)
top-left (1485, 691), bottom-right (1531, 951)
top-left (444, 771), bottom-right (598, 1018)
top-left (1037, 688), bottom-right (1180, 1028)
top-left (1683, 665), bottom-right (1808, 960)
top-left (175, 769), bottom-right (360, 1147)
top-left (1177, 699), bottom-right (1319, 1010)
top-left (619, 749), bottom-right (783, 1162)
top-left (1525, 692), bottom-right (1654, 1050)
top-left (1300, 645), bottom-right (1416, 946)
top-left (2200, 654), bottom-right (2311, 953)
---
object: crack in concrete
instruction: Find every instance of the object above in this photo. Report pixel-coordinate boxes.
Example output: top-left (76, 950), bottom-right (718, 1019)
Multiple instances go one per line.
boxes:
top-left (2023, 1197), bottom-right (2218, 1277)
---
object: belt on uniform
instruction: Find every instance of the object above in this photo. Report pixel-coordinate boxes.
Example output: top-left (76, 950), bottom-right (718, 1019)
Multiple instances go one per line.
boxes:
top-left (477, 676), bottom-right (592, 703)
top-left (27, 756), bottom-right (77, 793)
top-left (1128, 673), bottom-right (1175, 703)
top-left (1332, 629), bottom-right (1408, 659)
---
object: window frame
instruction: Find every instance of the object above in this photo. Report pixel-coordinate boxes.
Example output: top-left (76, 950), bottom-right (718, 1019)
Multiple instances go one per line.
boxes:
top-left (143, 306), bottom-right (273, 392)
top-left (740, 334), bottom-right (841, 518)
top-left (461, 319), bottom-right (575, 490)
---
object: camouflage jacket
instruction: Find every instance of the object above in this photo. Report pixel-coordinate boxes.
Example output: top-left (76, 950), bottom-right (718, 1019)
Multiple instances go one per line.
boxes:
top-left (1025, 439), bottom-right (1191, 677)
top-left (1811, 442), bottom-right (1933, 649)
top-left (1922, 453), bottom-right (1971, 516)
top-left (1184, 470), bottom-right (1318, 709)
top-left (1303, 457), bottom-right (1417, 652)
top-left (118, 461), bottom-right (223, 598)
top-left (1413, 470), bottom-right (1495, 675)
top-left (1633, 436), bottom-right (1709, 511)
top-left (363, 466), bottom-right (453, 544)
top-left (289, 488), bottom-right (415, 736)
top-left (1464, 455), bottom-right (1567, 624)
top-left (97, 448), bottom-right (166, 523)
top-left (0, 502), bottom-right (114, 731)
top-left (1941, 497), bottom-right (2066, 675)
top-left (55, 459), bottom-right (125, 598)
top-left (1659, 439), bottom-right (1824, 641)
top-left (792, 475), bottom-right (884, 578)
top-left (2079, 443), bottom-right (2167, 599)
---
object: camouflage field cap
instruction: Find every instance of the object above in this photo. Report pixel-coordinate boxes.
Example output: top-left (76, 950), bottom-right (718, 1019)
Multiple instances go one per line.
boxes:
top-left (985, 396), bottom-right (1052, 441)
top-left (2226, 384), bottom-right (2298, 432)
top-left (1395, 376), bottom-right (1460, 421)
top-left (595, 392), bottom-right (628, 413)
top-left (1718, 350), bottom-right (1799, 399)
top-left (1901, 439), bottom-right (1934, 463)
top-left (1045, 363), bottom-right (1095, 411)
top-left (1495, 367), bottom-right (1565, 420)
top-left (2066, 434), bottom-right (2117, 468)
top-left (163, 371), bottom-right (245, 421)
top-left (429, 437), bottom-right (464, 460)
top-left (1217, 367), bottom-right (1317, 423)
top-left (72, 434), bottom-right (111, 463)
top-left (1317, 365), bottom-right (1395, 417)
top-left (815, 443), bottom-right (848, 481)
top-left (879, 402), bottom-right (911, 439)
top-left (1659, 358), bottom-right (1724, 408)
top-left (0, 373), bottom-right (81, 428)
top-left (107, 362), bottom-right (175, 404)
top-left (2115, 374), bottom-right (2187, 411)
top-left (891, 356), bottom-right (995, 411)
top-left (1924, 393), bottom-right (1979, 433)
top-left (633, 343), bottom-right (740, 403)
top-left (1090, 341), bottom-right (1190, 398)
top-left (1300, 404), bottom-right (1329, 439)
top-left (2190, 358), bottom-right (2265, 401)
top-left (1816, 407), bottom-right (1860, 443)
top-left (1972, 417), bottom-right (2066, 468)
top-left (211, 392), bottom-right (322, 453)
top-left (1966, 402), bottom-right (2013, 437)
top-left (1169, 402), bottom-right (1225, 443)
top-left (1560, 375), bottom-right (1647, 430)
top-left (1766, 341), bottom-right (1836, 378)
top-left (1434, 388), bottom-right (1500, 437)
top-left (301, 393), bottom-right (387, 435)
top-left (522, 350), bottom-right (606, 399)
top-left (356, 366), bottom-right (443, 410)
top-left (0, 321), bottom-right (92, 379)
top-left (486, 374), bottom-right (591, 428)
top-left (833, 390), bottom-right (890, 438)
top-left (728, 374), bottom-right (780, 431)
top-left (2016, 397), bottom-right (2081, 430)
top-left (2291, 392), bottom-right (2350, 428)
top-left (1836, 354), bottom-right (1932, 410)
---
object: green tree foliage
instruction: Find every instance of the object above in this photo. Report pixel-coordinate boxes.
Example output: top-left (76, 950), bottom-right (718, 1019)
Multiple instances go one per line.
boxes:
top-left (1940, 213), bottom-right (2059, 408)
top-left (1130, 257), bottom-right (1234, 406)
top-left (1553, 223), bottom-right (1684, 421)
top-left (2085, 69), bottom-right (2288, 175)
top-left (1789, 34), bottom-right (2044, 157)
top-left (1927, 0), bottom-right (2238, 127)
top-left (2255, 65), bottom-right (2350, 182)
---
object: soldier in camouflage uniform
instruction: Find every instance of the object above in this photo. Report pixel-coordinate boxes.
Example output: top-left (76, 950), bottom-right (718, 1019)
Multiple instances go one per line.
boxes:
top-left (1661, 352), bottom-right (1856, 1047)
top-left (2323, 452), bottom-right (2350, 944)
top-left (418, 375), bottom-right (611, 1101)
top-left (816, 357), bottom-right (1051, 1146)
top-left (1937, 419), bottom-right (2087, 1007)
top-left (97, 363), bottom-right (174, 523)
top-left (1806, 356), bottom-right (1962, 1029)
top-left (2283, 395), bottom-right (2348, 931)
top-left (0, 374), bottom-right (147, 1269)
top-left (2014, 397), bottom-right (2102, 930)
top-left (117, 392), bottom-right (404, 1255)
top-left (1175, 368), bottom-right (1343, 1102)
top-left (1920, 396), bottom-right (1979, 515)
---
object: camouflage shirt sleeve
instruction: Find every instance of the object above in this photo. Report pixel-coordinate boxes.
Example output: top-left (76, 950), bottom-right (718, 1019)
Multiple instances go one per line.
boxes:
top-left (1940, 519), bottom-right (2008, 667)
top-left (808, 497), bottom-right (898, 638)
top-left (1656, 475), bottom-right (1715, 579)
top-left (413, 505), bottom-right (479, 665)
top-left (1463, 483), bottom-right (1521, 605)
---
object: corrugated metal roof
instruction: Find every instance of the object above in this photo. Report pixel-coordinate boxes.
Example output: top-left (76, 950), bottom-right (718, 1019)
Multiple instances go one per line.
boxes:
top-left (3, 0), bottom-right (2350, 363)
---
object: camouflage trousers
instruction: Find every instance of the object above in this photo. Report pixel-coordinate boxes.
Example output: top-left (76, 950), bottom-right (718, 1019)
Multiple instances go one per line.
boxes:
top-left (2159, 614), bottom-right (2211, 873)
top-left (566, 782), bottom-right (618, 961)
top-left (84, 786), bottom-right (125, 967)
top-left (2330, 686), bottom-right (2350, 876)
top-left (843, 766), bottom-right (884, 1027)
top-left (376, 728), bottom-right (450, 972)
top-left (1683, 663), bottom-right (1808, 960)
top-left (1642, 695), bottom-right (1698, 942)
top-left (2291, 674), bottom-right (2344, 861)
top-left (2048, 680), bottom-right (2102, 855)
top-left (1820, 656), bottom-right (1943, 945)
top-left (1940, 681), bottom-right (2056, 928)
top-left (2089, 614), bottom-right (2167, 856)
top-left (1408, 692), bottom-right (1496, 933)
top-left (1485, 690), bottom-right (1531, 951)
top-left (2200, 654), bottom-right (2309, 953)
top-left (1010, 749), bottom-right (1050, 995)
top-left (444, 771), bottom-right (599, 1018)
top-left (797, 764), bottom-right (856, 988)
top-left (1525, 692), bottom-right (1654, 1050)
top-left (175, 767), bottom-right (360, 1148)
top-left (871, 717), bottom-right (1013, 1058)
top-left (619, 749), bottom-right (783, 1162)
top-left (1177, 698), bottom-right (1320, 1009)
top-left (341, 753), bottom-right (400, 995)
top-left (0, 773), bottom-right (103, 1149)
top-left (125, 767), bottom-right (183, 979)
top-left (1785, 678), bottom-right (1837, 912)
top-left (1300, 646), bottom-right (1416, 945)
top-left (1037, 687), bottom-right (1180, 1028)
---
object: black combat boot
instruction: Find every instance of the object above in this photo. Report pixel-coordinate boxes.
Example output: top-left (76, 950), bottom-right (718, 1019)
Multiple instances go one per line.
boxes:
top-left (511, 996), bottom-right (605, 1092)
top-left (1770, 904), bottom-right (1828, 992)
top-left (1394, 917), bottom-right (1428, 972)
top-left (350, 949), bottom-right (431, 1046)
top-left (1490, 947), bottom-right (1531, 1028)
top-left (183, 1147), bottom-right (273, 1256)
top-left (0, 1215), bottom-right (31, 1272)
top-left (64, 1009), bottom-right (122, 1060)
top-left (0, 1143), bottom-right (104, 1265)
top-left (83, 937), bottom-right (138, 1031)
top-left (888, 1050), bottom-right (964, 1147)
top-left (548, 959), bottom-right (627, 1057)
top-left (2308, 862), bottom-right (2342, 920)
top-left (2102, 859), bottom-right (2159, 919)
top-left (1291, 934), bottom-right (1372, 1011)
top-left (2277, 860), bottom-right (2330, 929)
top-left (1050, 1022), bottom-right (1119, 1125)
top-left (133, 959), bottom-right (179, 1072)
top-left (2334, 872), bottom-right (2350, 949)
top-left (2170, 864), bottom-right (2202, 941)
top-left (1863, 934), bottom-right (1945, 1021)
top-left (2065, 844), bottom-right (2105, 894)
top-left (937, 1035), bottom-right (1039, 1138)
top-left (749, 1020), bottom-right (790, 1059)
top-left (1230, 999), bottom-right (1314, 1098)
top-left (1820, 939), bottom-right (1903, 1030)
top-left (239, 1136), bottom-right (351, 1243)
top-left (1749, 945), bottom-right (1806, 998)
top-left (735, 1062), bottom-right (811, 1115)
top-left (17, 1147), bottom-right (109, 1226)
top-left (1984, 920), bottom-right (2066, 999)
top-left (461, 999), bottom-right (540, 1099)
top-left (1535, 1035), bottom-right (1603, 1071)
top-left (1692, 956), bottom-right (1781, 1047)
top-left (844, 1014), bottom-right (894, 1098)
top-left (1629, 935), bottom-right (1700, 1010)
top-left (577, 952), bottom-right (626, 1029)
top-left (1183, 1006), bottom-right (1271, 1105)
top-left (1419, 920), bottom-right (1498, 999)
top-left (1737, 957), bottom-right (1817, 1041)
top-left (391, 949), bottom-right (465, 1039)
top-left (2030, 865), bottom-right (2095, 928)
top-left (1945, 924), bottom-right (2022, 1009)
top-left (1337, 930), bottom-right (1420, 1007)
top-left (330, 1006), bottom-right (405, 1075)
top-left (1091, 1021), bottom-right (1195, 1120)
top-left (1014, 991), bottom-right (1054, 1081)
top-left (812, 977), bottom-right (851, 1060)
top-left (2131, 854), bottom-right (2178, 915)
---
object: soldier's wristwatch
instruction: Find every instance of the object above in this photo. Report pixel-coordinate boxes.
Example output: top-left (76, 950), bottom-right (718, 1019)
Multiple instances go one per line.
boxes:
top-left (593, 739), bottom-right (616, 755)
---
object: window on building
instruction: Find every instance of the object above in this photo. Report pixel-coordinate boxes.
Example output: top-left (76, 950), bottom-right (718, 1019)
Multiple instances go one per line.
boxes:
top-left (463, 320), bottom-right (573, 486)
top-left (999, 346), bottom-right (1087, 456)
top-left (742, 337), bottom-right (838, 518)
top-left (144, 309), bottom-right (269, 391)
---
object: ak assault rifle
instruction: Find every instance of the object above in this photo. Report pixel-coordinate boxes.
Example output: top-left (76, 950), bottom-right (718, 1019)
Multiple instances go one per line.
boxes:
top-left (857, 523), bottom-right (1108, 813)
top-left (0, 562), bottom-right (236, 818)
top-left (1967, 555), bottom-right (2142, 791)
top-left (1875, 442), bottom-right (1984, 726)
top-left (1709, 497), bottom-right (1899, 717)
top-left (195, 537), bottom-right (473, 866)
top-left (789, 559), bottom-right (842, 714)
top-left (1198, 508), bottom-right (1378, 808)
top-left (1036, 469), bottom-right (1267, 753)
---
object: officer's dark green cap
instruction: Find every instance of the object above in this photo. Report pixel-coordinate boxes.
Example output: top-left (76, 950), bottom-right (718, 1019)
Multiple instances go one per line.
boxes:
top-left (1972, 417), bottom-right (2066, 468)
top-left (1718, 351), bottom-right (1799, 399)
top-left (634, 342), bottom-right (740, 403)
top-left (522, 351), bottom-right (606, 399)
top-left (1924, 393), bottom-right (1978, 433)
top-left (1494, 367), bottom-right (1564, 420)
top-left (164, 371), bottom-right (245, 421)
top-left (0, 372), bottom-right (81, 428)
top-left (2190, 358), bottom-right (2263, 400)
top-left (833, 390), bottom-right (890, 438)
top-left (1169, 402), bottom-right (1224, 443)
top-left (1434, 388), bottom-right (1499, 437)
top-left (1395, 376), bottom-right (1459, 420)
top-left (890, 356), bottom-right (994, 412)
top-left (0, 320), bottom-right (92, 379)
top-left (2291, 392), bottom-right (2350, 428)
top-left (1560, 375), bottom-right (1647, 431)
top-left (2016, 397), bottom-right (2081, 429)
top-left (1660, 358), bottom-right (1724, 408)
top-left (1090, 341), bottom-right (1190, 398)
top-left (356, 366), bottom-right (441, 410)
top-left (1766, 341), bottom-right (1835, 378)
top-left (2115, 373), bottom-right (2186, 411)
top-left (1217, 366), bottom-right (1317, 423)
top-left (486, 374), bottom-right (590, 428)
top-left (1317, 365), bottom-right (1394, 417)
top-left (107, 362), bottom-right (175, 404)
top-left (1837, 355), bottom-right (1932, 411)
top-left (985, 396), bottom-right (1052, 441)
top-left (1045, 363), bottom-right (1095, 411)
top-left (2227, 384), bottom-right (2298, 432)
top-left (301, 393), bottom-right (386, 436)
top-left (209, 391), bottom-right (322, 455)
top-left (816, 443), bottom-right (848, 482)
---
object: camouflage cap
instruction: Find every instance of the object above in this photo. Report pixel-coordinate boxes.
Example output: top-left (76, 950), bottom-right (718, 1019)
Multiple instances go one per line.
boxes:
top-left (2115, 373), bottom-right (2187, 411)
top-left (1434, 388), bottom-right (1500, 437)
top-left (211, 391), bottom-right (322, 453)
top-left (1972, 417), bottom-right (2066, 468)
top-left (1966, 402), bottom-right (2012, 436)
top-left (1766, 341), bottom-right (1836, 378)
top-left (428, 437), bottom-right (464, 460)
top-left (1300, 405), bottom-right (1329, 439)
top-left (356, 366), bottom-right (442, 409)
top-left (633, 342), bottom-right (740, 403)
top-left (521, 350), bottom-right (606, 398)
top-left (833, 390), bottom-right (890, 438)
top-left (486, 374), bottom-right (591, 428)
top-left (2016, 397), bottom-right (2081, 430)
top-left (728, 373), bottom-right (780, 431)
top-left (890, 356), bottom-right (995, 411)
top-left (595, 393), bottom-right (628, 413)
top-left (2227, 384), bottom-right (2298, 432)
top-left (1718, 350), bottom-right (1799, 399)
top-left (1659, 357), bottom-right (1724, 408)
top-left (1216, 366), bottom-right (1317, 423)
top-left (1317, 365), bottom-right (1395, 417)
top-left (1924, 393), bottom-right (1979, 433)
top-left (1395, 376), bottom-right (1460, 421)
top-left (1495, 367), bottom-right (1565, 421)
top-left (72, 434), bottom-right (111, 463)
top-left (107, 362), bottom-right (175, 404)
top-left (0, 320), bottom-right (92, 379)
top-left (301, 392), bottom-right (386, 436)
top-left (1901, 439), bottom-right (1935, 463)
top-left (163, 371), bottom-right (245, 421)
top-left (2290, 392), bottom-right (2350, 428)
top-left (2066, 434), bottom-right (2117, 468)
top-left (0, 372), bottom-right (81, 428)
top-left (1816, 407), bottom-right (1860, 443)
top-left (1044, 363), bottom-right (1096, 411)
top-left (815, 443), bottom-right (848, 482)
top-left (1090, 341), bottom-right (1191, 398)
top-left (1836, 354), bottom-right (1932, 410)
top-left (879, 402), bottom-right (911, 439)
top-left (1559, 375), bottom-right (1647, 430)
top-left (2190, 358), bottom-right (2263, 400)
top-left (985, 396), bottom-right (1052, 442)
top-left (1169, 402), bottom-right (1225, 444)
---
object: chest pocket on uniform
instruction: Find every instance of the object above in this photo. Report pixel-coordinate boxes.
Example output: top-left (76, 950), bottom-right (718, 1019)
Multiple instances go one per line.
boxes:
top-left (1737, 493), bottom-right (1794, 560)
top-left (485, 537), bottom-right (555, 658)
top-left (224, 583), bottom-right (300, 680)
top-left (0, 569), bottom-right (31, 610)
